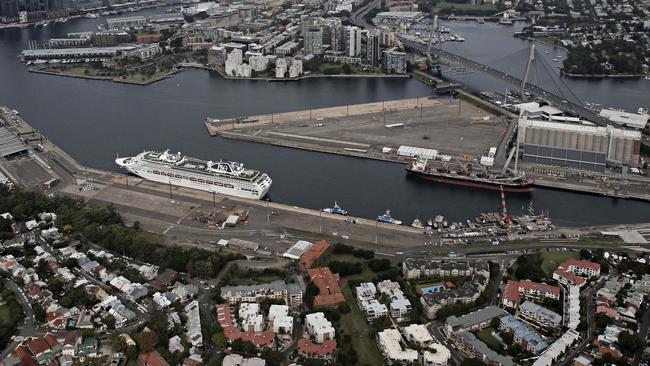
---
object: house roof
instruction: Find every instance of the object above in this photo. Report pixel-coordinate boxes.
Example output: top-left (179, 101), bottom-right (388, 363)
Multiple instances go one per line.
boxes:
top-left (298, 339), bottom-right (337, 355)
top-left (137, 351), bottom-right (171, 366)
top-left (562, 259), bottom-right (600, 271)
top-left (299, 240), bottom-right (330, 268)
top-left (308, 267), bottom-right (345, 306)
top-left (15, 346), bottom-right (37, 366)
top-left (504, 280), bottom-right (521, 304)
top-left (28, 337), bottom-right (51, 355)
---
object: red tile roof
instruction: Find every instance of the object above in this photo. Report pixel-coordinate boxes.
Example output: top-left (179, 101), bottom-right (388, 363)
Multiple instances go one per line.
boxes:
top-left (28, 337), bottom-right (51, 355)
top-left (299, 240), bottom-right (330, 268)
top-left (563, 259), bottom-right (600, 271)
top-left (240, 331), bottom-right (275, 347)
top-left (596, 305), bottom-right (619, 319)
top-left (518, 279), bottom-right (561, 297)
top-left (308, 267), bottom-right (345, 306)
top-left (554, 269), bottom-right (586, 286)
top-left (14, 346), bottom-right (37, 366)
top-left (298, 339), bottom-right (337, 355)
top-left (137, 351), bottom-right (171, 366)
top-left (44, 334), bottom-right (59, 348)
top-left (223, 326), bottom-right (241, 341)
top-left (215, 304), bottom-right (234, 328)
top-left (503, 280), bottom-right (521, 304)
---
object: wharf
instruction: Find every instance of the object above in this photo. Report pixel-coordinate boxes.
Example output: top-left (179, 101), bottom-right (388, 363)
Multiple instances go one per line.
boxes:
top-left (204, 97), bottom-right (444, 135)
top-left (205, 94), bottom-right (650, 202)
top-left (207, 96), bottom-right (507, 163)
top-left (2, 106), bottom-right (650, 256)
top-left (0, 107), bottom-right (436, 252)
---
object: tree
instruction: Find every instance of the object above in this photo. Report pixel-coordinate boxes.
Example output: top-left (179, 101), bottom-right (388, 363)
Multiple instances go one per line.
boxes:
top-left (304, 282), bottom-right (320, 308)
top-left (211, 332), bottom-right (226, 348)
top-left (368, 258), bottom-right (391, 272)
top-left (104, 314), bottom-right (116, 330)
top-left (136, 328), bottom-right (159, 352)
top-left (110, 333), bottom-right (124, 352)
top-left (618, 331), bottom-right (643, 356)
top-left (261, 348), bottom-right (284, 366)
top-left (342, 64), bottom-right (352, 74)
top-left (33, 303), bottom-right (46, 323)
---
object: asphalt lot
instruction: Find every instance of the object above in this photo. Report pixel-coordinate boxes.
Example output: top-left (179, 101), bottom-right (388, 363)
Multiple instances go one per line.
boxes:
top-left (229, 98), bottom-right (506, 159)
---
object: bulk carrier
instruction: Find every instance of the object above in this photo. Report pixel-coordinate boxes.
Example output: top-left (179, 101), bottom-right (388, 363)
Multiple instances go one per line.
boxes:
top-left (406, 157), bottom-right (534, 192)
top-left (116, 150), bottom-right (272, 199)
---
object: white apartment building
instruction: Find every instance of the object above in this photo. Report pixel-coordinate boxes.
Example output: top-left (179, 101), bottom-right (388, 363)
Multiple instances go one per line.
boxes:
top-left (402, 324), bottom-right (433, 346)
top-left (346, 26), bottom-right (363, 57)
top-left (272, 315), bottom-right (294, 334)
top-left (377, 328), bottom-right (418, 363)
top-left (305, 312), bottom-right (335, 343)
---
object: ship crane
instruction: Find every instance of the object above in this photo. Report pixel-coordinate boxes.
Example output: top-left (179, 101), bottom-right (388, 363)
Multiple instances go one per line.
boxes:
top-left (500, 185), bottom-right (510, 226)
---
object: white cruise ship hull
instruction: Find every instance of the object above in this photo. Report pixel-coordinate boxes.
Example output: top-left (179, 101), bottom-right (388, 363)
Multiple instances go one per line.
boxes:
top-left (116, 155), bottom-right (271, 200)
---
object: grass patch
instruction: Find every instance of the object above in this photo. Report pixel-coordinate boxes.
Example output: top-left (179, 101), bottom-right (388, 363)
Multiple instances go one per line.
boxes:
top-left (475, 327), bottom-right (503, 353)
top-left (134, 230), bottom-right (165, 245)
top-left (51, 66), bottom-right (175, 82)
top-left (541, 251), bottom-right (579, 276)
top-left (340, 288), bottom-right (385, 366)
top-left (342, 266), bottom-right (375, 282)
top-left (222, 265), bottom-right (289, 286)
top-left (0, 306), bottom-right (11, 325)
top-left (330, 253), bottom-right (368, 263)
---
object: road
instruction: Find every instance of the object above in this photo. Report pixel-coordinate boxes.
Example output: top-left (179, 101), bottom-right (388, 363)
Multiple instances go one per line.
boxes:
top-left (0, 278), bottom-right (40, 360)
top-left (349, 0), bottom-right (379, 30)
top-left (632, 299), bottom-right (650, 366)
top-left (557, 275), bottom-right (607, 366)
top-left (427, 321), bottom-right (463, 365)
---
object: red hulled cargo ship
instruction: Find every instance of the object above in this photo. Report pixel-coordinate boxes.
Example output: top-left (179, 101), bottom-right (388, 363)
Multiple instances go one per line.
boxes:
top-left (406, 157), bottom-right (534, 193)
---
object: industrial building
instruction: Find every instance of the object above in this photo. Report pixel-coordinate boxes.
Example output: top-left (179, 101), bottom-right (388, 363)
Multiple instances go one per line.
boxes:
top-left (517, 117), bottom-right (641, 171)
top-left (21, 46), bottom-right (133, 60)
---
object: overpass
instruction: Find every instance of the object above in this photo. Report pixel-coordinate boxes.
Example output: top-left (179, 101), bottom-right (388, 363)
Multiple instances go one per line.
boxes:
top-left (400, 37), bottom-right (615, 127)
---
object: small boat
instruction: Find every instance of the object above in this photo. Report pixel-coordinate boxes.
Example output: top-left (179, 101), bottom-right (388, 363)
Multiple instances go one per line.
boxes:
top-left (377, 210), bottom-right (402, 225)
top-left (411, 218), bottom-right (424, 229)
top-left (434, 215), bottom-right (448, 228)
top-left (427, 219), bottom-right (434, 227)
top-left (552, 58), bottom-right (560, 62)
top-left (645, 76), bottom-right (650, 80)
top-left (638, 107), bottom-right (648, 115)
top-left (323, 202), bottom-right (348, 216)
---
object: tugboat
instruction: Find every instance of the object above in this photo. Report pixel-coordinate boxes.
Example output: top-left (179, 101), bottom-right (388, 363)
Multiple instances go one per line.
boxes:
top-left (323, 202), bottom-right (348, 216)
top-left (377, 210), bottom-right (402, 225)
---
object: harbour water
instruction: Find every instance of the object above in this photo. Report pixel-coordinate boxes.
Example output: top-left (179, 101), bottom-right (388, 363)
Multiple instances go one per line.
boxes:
top-left (438, 20), bottom-right (650, 112)
top-left (1, 12), bottom-right (649, 227)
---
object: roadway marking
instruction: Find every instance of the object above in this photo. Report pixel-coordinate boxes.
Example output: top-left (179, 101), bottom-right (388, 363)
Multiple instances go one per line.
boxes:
top-left (162, 226), bottom-right (174, 235)
top-left (177, 206), bottom-right (198, 225)
top-left (376, 252), bottom-right (395, 257)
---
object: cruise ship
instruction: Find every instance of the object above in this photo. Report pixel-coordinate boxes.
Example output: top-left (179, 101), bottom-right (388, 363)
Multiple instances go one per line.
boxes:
top-left (115, 150), bottom-right (272, 199)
